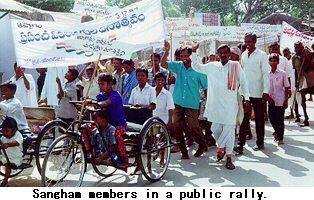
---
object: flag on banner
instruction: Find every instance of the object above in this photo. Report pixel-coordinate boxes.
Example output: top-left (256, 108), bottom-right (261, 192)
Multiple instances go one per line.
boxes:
top-left (11, 0), bottom-right (165, 68)
top-left (280, 21), bottom-right (314, 51)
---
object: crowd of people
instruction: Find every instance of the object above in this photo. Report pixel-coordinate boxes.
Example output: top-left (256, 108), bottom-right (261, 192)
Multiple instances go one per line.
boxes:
top-left (1, 32), bottom-right (314, 186)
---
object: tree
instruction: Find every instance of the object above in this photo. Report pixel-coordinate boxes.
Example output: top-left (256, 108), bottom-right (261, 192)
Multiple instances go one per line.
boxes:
top-left (17, 0), bottom-right (75, 12)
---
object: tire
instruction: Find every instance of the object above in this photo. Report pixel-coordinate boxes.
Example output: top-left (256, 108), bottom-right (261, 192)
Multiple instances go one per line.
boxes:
top-left (92, 164), bottom-right (117, 177)
top-left (0, 154), bottom-right (33, 177)
top-left (41, 134), bottom-right (86, 187)
top-left (138, 117), bottom-right (171, 182)
top-left (35, 120), bottom-right (68, 174)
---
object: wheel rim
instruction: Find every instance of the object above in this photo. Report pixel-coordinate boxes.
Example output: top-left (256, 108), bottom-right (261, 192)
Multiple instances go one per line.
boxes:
top-left (92, 163), bottom-right (117, 177)
top-left (42, 135), bottom-right (86, 187)
top-left (140, 121), bottom-right (171, 182)
top-left (36, 122), bottom-right (68, 174)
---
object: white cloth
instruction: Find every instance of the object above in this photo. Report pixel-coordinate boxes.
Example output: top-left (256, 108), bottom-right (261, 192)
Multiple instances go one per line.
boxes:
top-left (57, 81), bottom-right (78, 119)
top-left (241, 48), bottom-right (271, 98)
top-left (168, 73), bottom-right (177, 94)
top-left (41, 67), bottom-right (68, 106)
top-left (211, 123), bottom-right (235, 155)
top-left (0, 131), bottom-right (23, 166)
top-left (10, 74), bottom-right (37, 107)
top-left (153, 87), bottom-right (175, 124)
top-left (289, 60), bottom-right (296, 91)
top-left (191, 53), bottom-right (250, 126)
top-left (79, 77), bottom-right (99, 100)
top-left (277, 55), bottom-right (291, 78)
top-left (129, 83), bottom-right (157, 106)
top-left (0, 97), bottom-right (29, 130)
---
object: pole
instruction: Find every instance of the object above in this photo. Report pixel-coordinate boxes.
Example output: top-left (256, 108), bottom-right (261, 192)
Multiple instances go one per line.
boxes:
top-left (152, 46), bottom-right (155, 77)
top-left (78, 54), bottom-right (102, 122)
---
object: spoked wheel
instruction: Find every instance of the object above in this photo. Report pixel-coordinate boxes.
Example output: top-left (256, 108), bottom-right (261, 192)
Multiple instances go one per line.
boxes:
top-left (0, 154), bottom-right (33, 177)
top-left (92, 163), bottom-right (117, 177)
top-left (138, 117), bottom-right (171, 182)
top-left (35, 120), bottom-right (69, 174)
top-left (41, 134), bottom-right (86, 187)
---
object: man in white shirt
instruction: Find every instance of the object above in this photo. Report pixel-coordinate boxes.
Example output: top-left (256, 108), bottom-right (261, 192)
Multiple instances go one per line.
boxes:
top-left (234, 33), bottom-right (271, 153)
top-left (10, 62), bottom-right (37, 107)
top-left (191, 44), bottom-right (250, 169)
top-left (112, 58), bottom-right (124, 95)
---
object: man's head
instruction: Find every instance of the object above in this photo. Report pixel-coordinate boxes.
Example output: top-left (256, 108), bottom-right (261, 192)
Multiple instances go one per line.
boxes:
top-left (65, 68), bottom-right (79, 82)
top-left (217, 44), bottom-right (230, 65)
top-left (244, 32), bottom-right (257, 52)
top-left (230, 46), bottom-right (241, 61)
top-left (36, 68), bottom-right (46, 75)
top-left (114, 58), bottom-right (123, 71)
top-left (154, 72), bottom-right (167, 89)
top-left (208, 54), bottom-right (217, 62)
top-left (94, 109), bottom-right (110, 128)
top-left (294, 41), bottom-right (304, 56)
top-left (86, 66), bottom-right (94, 79)
top-left (122, 59), bottom-right (135, 74)
top-left (175, 48), bottom-right (181, 61)
top-left (268, 42), bottom-right (280, 54)
top-left (202, 56), bottom-right (209, 64)
top-left (1, 117), bottom-right (18, 139)
top-left (151, 53), bottom-right (161, 68)
top-left (0, 81), bottom-right (16, 100)
top-left (180, 47), bottom-right (192, 66)
top-left (283, 47), bottom-right (291, 60)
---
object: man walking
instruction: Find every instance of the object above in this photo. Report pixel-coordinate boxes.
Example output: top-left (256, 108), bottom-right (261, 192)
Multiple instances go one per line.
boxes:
top-left (234, 33), bottom-right (271, 153)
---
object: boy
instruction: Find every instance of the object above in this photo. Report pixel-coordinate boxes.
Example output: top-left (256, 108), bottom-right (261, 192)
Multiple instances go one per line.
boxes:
top-left (0, 81), bottom-right (29, 131)
top-left (153, 72), bottom-right (175, 131)
top-left (129, 67), bottom-right (157, 109)
top-left (0, 117), bottom-right (24, 187)
top-left (56, 68), bottom-right (79, 125)
top-left (91, 110), bottom-right (118, 165)
top-left (268, 53), bottom-right (290, 145)
top-left (78, 62), bottom-right (99, 100)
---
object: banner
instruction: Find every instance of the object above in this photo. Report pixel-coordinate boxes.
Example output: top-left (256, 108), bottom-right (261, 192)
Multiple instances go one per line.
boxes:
top-left (72, 0), bottom-right (119, 16)
top-left (280, 21), bottom-right (314, 51)
top-left (11, 0), bottom-right (165, 68)
top-left (241, 23), bottom-right (282, 35)
top-left (256, 34), bottom-right (278, 45)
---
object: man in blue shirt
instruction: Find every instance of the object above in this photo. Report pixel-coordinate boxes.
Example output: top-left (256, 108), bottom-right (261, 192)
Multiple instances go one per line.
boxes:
top-left (161, 40), bottom-right (208, 159)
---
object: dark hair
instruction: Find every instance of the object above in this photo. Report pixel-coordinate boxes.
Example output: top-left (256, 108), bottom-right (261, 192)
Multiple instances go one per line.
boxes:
top-left (122, 59), bottom-right (134, 66)
top-left (136, 67), bottom-right (148, 77)
top-left (237, 43), bottom-right (246, 51)
top-left (180, 47), bottom-right (192, 56)
top-left (154, 72), bottom-right (167, 81)
top-left (244, 32), bottom-right (257, 42)
top-left (268, 42), bottom-right (280, 49)
top-left (68, 68), bottom-right (79, 80)
top-left (294, 41), bottom-right (304, 48)
top-left (0, 80), bottom-right (17, 92)
top-left (114, 58), bottom-right (123, 64)
top-left (217, 44), bottom-right (230, 53)
top-left (175, 48), bottom-right (181, 57)
top-left (269, 53), bottom-right (280, 62)
top-left (151, 53), bottom-right (161, 60)
top-left (14, 62), bottom-right (18, 69)
top-left (86, 66), bottom-right (94, 73)
top-left (283, 47), bottom-right (290, 53)
top-left (98, 73), bottom-right (117, 85)
top-left (94, 109), bottom-right (110, 122)
top-left (0, 117), bottom-right (18, 131)
top-left (202, 56), bottom-right (209, 63)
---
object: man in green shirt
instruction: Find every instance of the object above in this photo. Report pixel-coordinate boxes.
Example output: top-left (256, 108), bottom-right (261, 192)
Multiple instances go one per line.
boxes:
top-left (161, 40), bottom-right (208, 159)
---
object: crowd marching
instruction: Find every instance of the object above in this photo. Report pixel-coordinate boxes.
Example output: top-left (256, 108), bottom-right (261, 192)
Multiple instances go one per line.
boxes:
top-left (1, 31), bottom-right (314, 186)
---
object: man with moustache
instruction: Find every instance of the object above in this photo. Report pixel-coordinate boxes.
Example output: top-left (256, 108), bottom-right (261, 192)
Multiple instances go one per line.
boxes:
top-left (234, 33), bottom-right (271, 153)
top-left (191, 44), bottom-right (250, 169)
top-left (161, 40), bottom-right (208, 159)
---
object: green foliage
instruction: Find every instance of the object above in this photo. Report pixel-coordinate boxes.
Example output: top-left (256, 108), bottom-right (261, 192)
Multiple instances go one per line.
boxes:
top-left (17, 0), bottom-right (75, 12)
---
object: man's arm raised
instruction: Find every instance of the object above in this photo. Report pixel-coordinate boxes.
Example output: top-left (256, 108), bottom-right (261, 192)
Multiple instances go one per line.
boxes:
top-left (161, 40), bottom-right (170, 69)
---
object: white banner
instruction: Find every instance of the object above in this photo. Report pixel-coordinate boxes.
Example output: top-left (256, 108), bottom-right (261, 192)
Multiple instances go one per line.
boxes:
top-left (256, 34), bottom-right (278, 45)
top-left (241, 23), bottom-right (282, 35)
top-left (11, 0), bottom-right (165, 68)
top-left (73, 0), bottom-right (119, 16)
top-left (280, 21), bottom-right (314, 51)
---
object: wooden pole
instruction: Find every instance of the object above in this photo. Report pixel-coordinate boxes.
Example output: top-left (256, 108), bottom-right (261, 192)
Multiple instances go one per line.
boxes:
top-left (78, 54), bottom-right (102, 122)
top-left (152, 46), bottom-right (155, 76)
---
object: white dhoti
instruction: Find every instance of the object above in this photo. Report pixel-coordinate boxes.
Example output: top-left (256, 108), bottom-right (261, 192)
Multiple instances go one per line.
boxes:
top-left (211, 123), bottom-right (235, 155)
